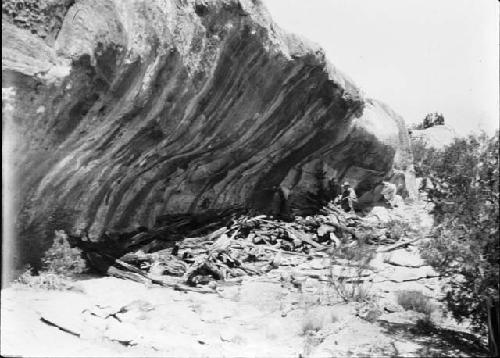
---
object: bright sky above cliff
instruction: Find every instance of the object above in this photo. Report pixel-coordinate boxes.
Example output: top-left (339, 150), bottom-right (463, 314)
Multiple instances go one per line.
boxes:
top-left (264, 0), bottom-right (499, 135)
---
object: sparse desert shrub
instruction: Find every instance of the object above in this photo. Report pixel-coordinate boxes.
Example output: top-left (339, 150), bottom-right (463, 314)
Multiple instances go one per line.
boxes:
top-left (301, 309), bottom-right (338, 335)
top-left (329, 239), bottom-right (375, 303)
top-left (382, 253), bottom-right (392, 264)
top-left (331, 280), bottom-right (372, 303)
top-left (414, 316), bottom-right (436, 334)
top-left (334, 237), bottom-right (376, 267)
top-left (301, 316), bottom-right (323, 335)
top-left (357, 302), bottom-right (383, 323)
top-left (386, 219), bottom-right (412, 241)
top-left (15, 266), bottom-right (75, 290)
top-left (15, 230), bottom-right (87, 290)
top-left (42, 230), bottom-right (87, 275)
top-left (397, 290), bottom-right (434, 316)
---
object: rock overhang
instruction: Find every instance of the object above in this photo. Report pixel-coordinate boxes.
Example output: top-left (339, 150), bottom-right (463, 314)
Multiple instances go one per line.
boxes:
top-left (2, 0), bottom-right (415, 265)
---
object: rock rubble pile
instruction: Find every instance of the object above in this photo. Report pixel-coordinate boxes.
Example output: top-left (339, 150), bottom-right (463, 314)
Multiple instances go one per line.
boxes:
top-left (72, 202), bottom-right (420, 292)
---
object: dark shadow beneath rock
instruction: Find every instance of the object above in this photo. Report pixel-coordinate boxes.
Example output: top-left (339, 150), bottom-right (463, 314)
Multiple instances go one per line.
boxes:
top-left (379, 320), bottom-right (489, 357)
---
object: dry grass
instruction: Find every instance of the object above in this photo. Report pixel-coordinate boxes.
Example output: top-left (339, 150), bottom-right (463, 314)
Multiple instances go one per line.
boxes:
top-left (329, 239), bottom-right (375, 303)
top-left (397, 290), bottom-right (434, 316)
top-left (14, 267), bottom-right (76, 290)
top-left (386, 219), bottom-right (412, 241)
top-left (330, 280), bottom-right (373, 303)
top-left (301, 308), bottom-right (338, 335)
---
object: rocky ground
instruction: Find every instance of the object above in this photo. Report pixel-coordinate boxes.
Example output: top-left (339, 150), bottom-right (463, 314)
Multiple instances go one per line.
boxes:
top-left (1, 201), bottom-right (489, 357)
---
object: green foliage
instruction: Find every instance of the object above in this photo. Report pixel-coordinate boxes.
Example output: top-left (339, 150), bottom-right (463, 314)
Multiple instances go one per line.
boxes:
top-left (42, 230), bottom-right (87, 275)
top-left (418, 131), bottom-right (499, 332)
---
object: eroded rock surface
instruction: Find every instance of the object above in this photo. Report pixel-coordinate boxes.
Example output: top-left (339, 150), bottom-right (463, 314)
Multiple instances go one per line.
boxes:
top-left (3, 0), bottom-right (415, 263)
top-left (410, 124), bottom-right (458, 150)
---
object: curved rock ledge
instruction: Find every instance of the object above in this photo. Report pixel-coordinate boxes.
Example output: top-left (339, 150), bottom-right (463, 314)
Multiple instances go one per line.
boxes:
top-left (2, 0), bottom-right (414, 263)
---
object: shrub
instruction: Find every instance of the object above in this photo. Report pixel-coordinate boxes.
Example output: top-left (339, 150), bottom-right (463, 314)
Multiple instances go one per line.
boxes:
top-left (330, 280), bottom-right (372, 303)
top-left (334, 237), bottom-right (376, 266)
top-left (301, 309), bottom-right (338, 335)
top-left (418, 132), bottom-right (499, 333)
top-left (357, 302), bottom-right (383, 323)
top-left (41, 230), bottom-right (87, 275)
top-left (397, 290), bottom-right (434, 316)
top-left (329, 238), bottom-right (375, 303)
top-left (412, 112), bottom-right (445, 130)
top-left (15, 266), bottom-right (75, 290)
top-left (414, 317), bottom-right (435, 334)
top-left (386, 219), bottom-right (412, 241)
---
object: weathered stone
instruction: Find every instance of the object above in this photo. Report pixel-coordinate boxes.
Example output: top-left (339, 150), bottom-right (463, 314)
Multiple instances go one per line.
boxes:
top-left (317, 224), bottom-right (334, 237)
top-left (104, 320), bottom-right (140, 344)
top-left (37, 305), bottom-right (84, 336)
top-left (378, 311), bottom-right (426, 325)
top-left (386, 249), bottom-right (425, 268)
top-left (410, 125), bottom-right (458, 150)
top-left (4, 0), bottom-right (415, 266)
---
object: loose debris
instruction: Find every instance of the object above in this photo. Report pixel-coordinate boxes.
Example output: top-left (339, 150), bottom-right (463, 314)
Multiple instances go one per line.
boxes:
top-left (71, 203), bottom-right (416, 292)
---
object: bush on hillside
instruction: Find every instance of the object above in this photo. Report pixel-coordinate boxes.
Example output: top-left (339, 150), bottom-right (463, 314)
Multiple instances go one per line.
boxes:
top-left (418, 131), bottom-right (499, 333)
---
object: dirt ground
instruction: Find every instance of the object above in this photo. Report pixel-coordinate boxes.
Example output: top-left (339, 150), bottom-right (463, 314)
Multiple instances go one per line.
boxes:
top-left (1, 265), bottom-right (487, 356)
top-left (0, 203), bottom-right (489, 357)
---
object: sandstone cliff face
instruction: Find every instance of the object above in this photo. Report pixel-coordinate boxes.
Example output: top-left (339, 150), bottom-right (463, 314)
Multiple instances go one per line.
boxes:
top-left (2, 0), bottom-right (415, 258)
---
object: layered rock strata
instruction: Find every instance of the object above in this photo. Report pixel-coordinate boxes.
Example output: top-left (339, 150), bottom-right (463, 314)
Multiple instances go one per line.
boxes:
top-left (2, 0), bottom-right (415, 263)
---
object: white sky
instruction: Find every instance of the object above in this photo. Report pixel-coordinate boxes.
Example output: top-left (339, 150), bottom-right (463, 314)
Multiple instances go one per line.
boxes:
top-left (263, 0), bottom-right (499, 135)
